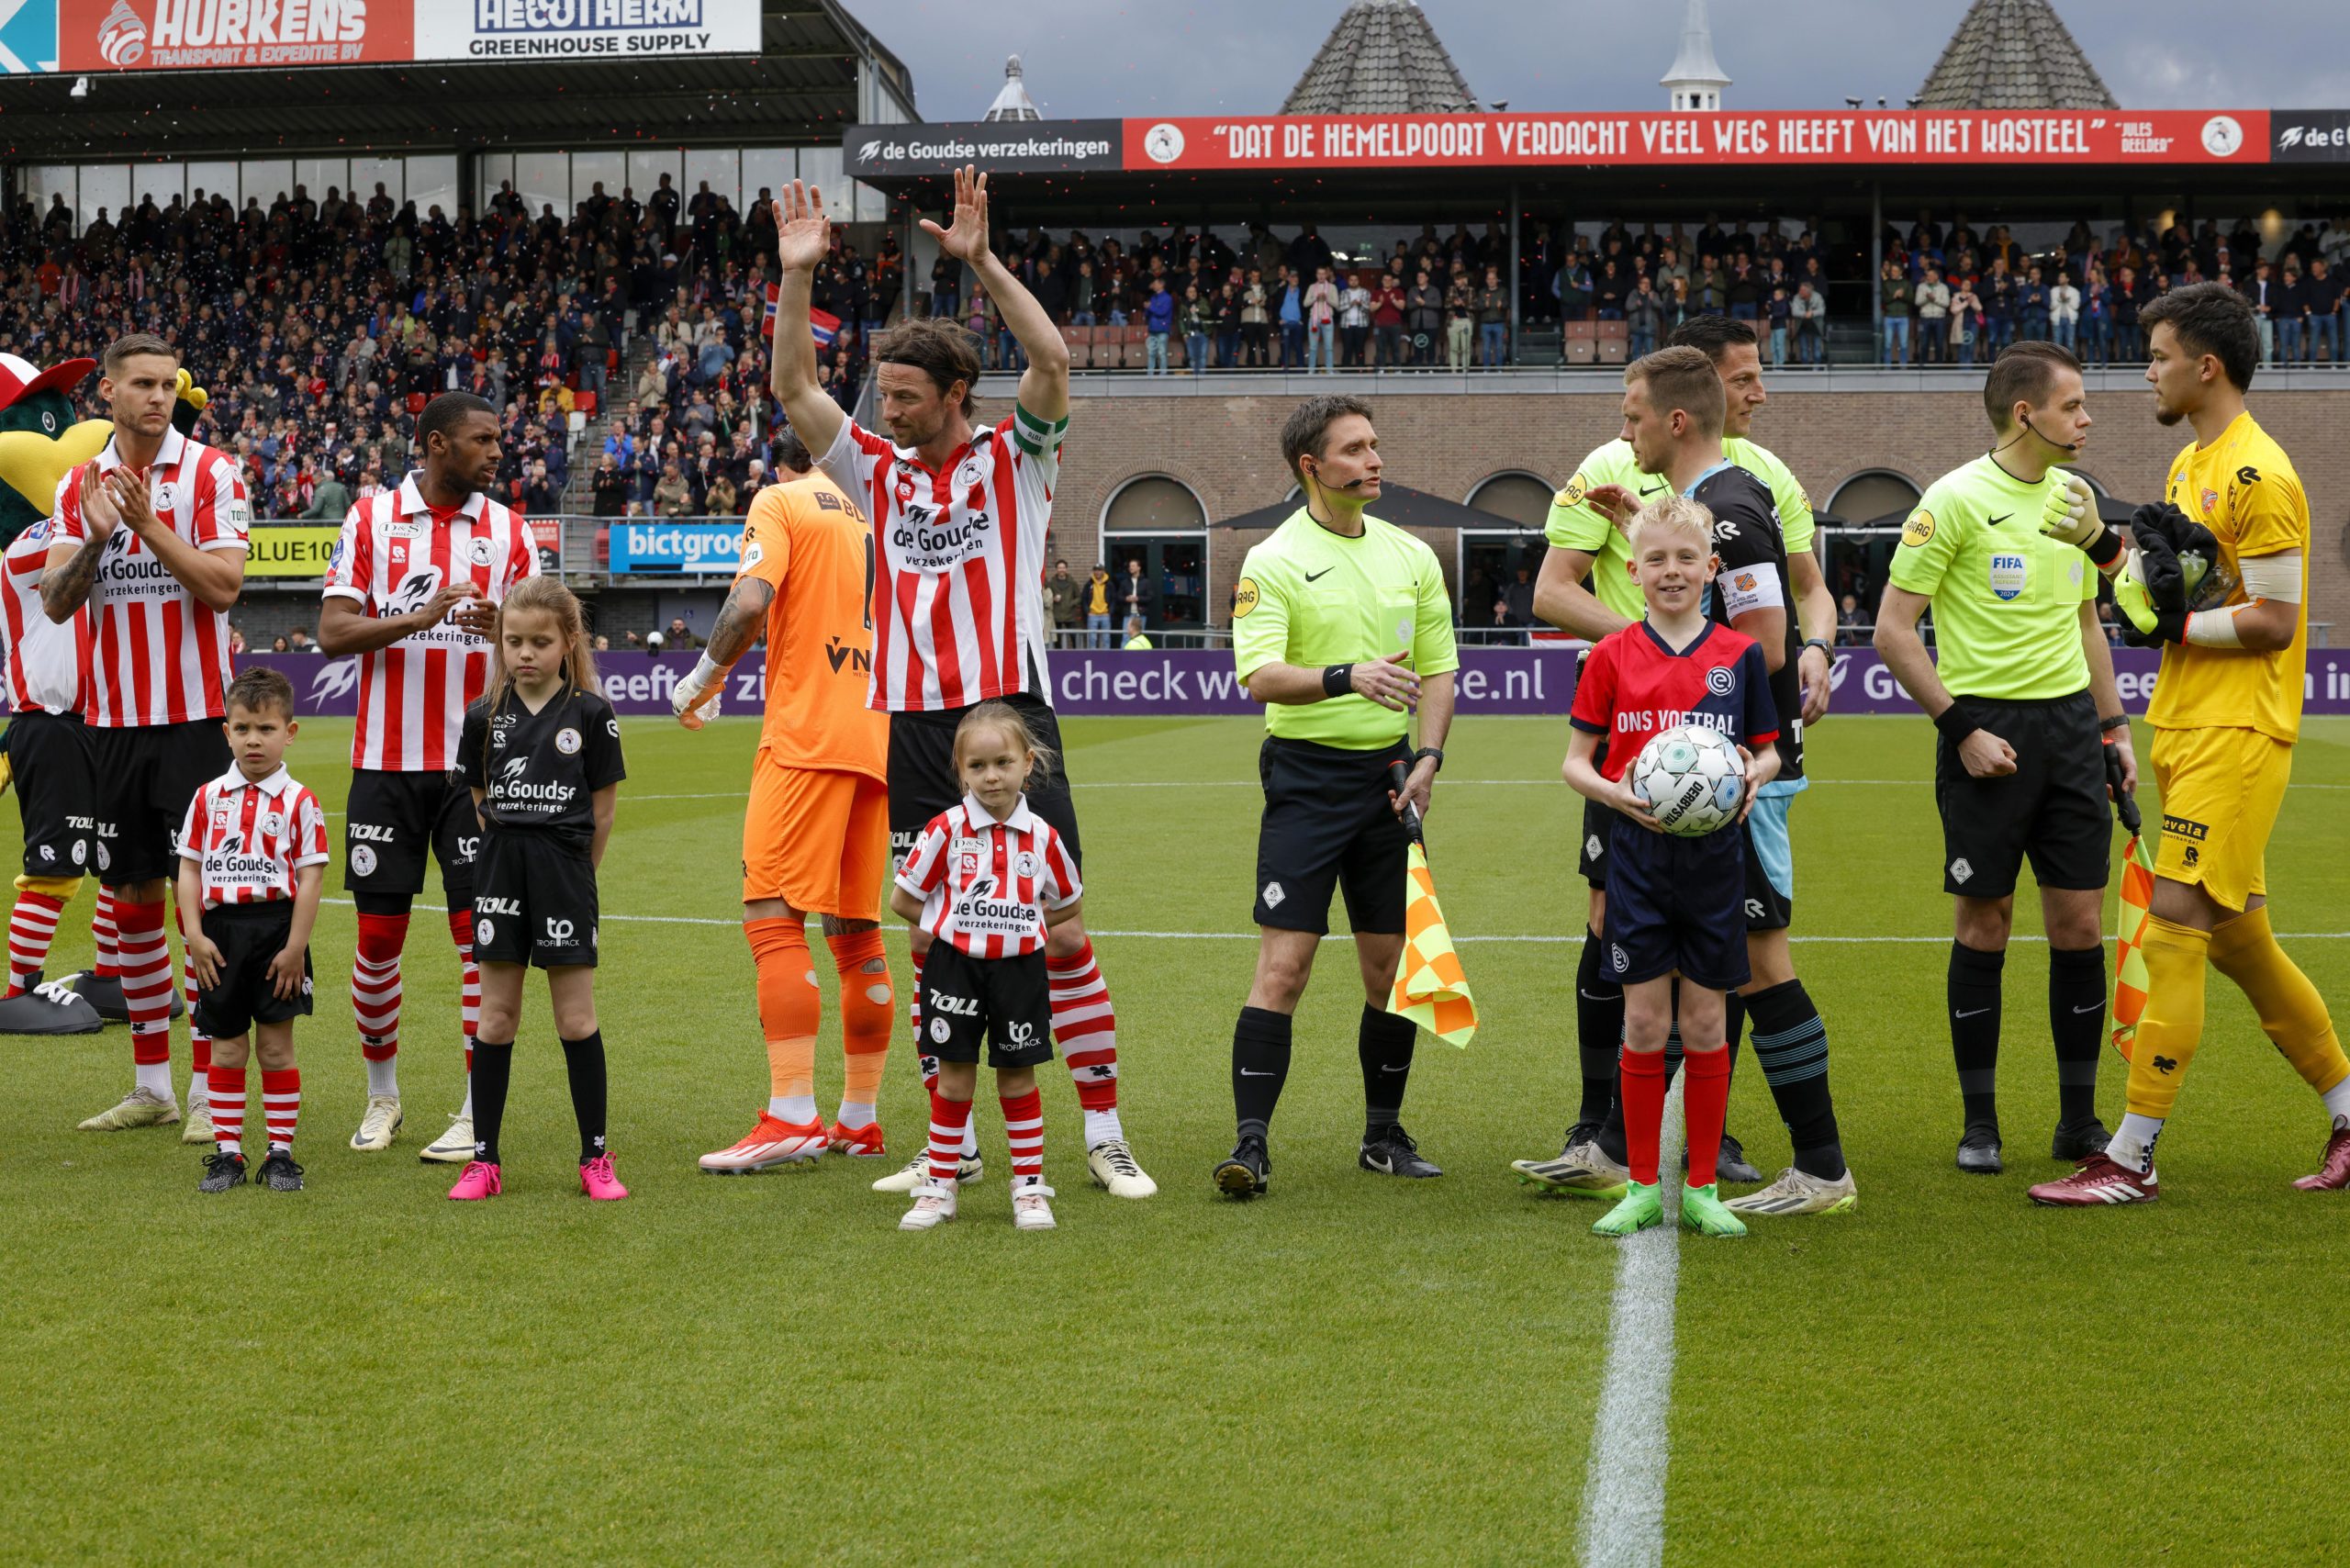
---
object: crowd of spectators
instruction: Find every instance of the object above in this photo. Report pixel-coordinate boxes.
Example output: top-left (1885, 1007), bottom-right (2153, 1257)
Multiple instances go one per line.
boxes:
top-left (1875, 210), bottom-right (2350, 368)
top-left (0, 173), bottom-right (883, 520)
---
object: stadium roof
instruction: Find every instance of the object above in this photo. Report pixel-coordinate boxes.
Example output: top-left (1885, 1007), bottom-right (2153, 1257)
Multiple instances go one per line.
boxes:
top-left (1914, 0), bottom-right (2116, 110)
top-left (0, 0), bottom-right (915, 161)
top-left (1281, 0), bottom-right (1483, 116)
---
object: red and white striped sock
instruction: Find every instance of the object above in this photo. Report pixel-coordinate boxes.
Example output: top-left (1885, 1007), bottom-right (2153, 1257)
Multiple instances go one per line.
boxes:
top-left (207, 1063), bottom-right (246, 1155)
top-left (262, 1068), bottom-right (300, 1151)
top-left (119, 901), bottom-right (173, 1094)
top-left (352, 911), bottom-right (408, 1096)
top-left (1001, 1087), bottom-right (1044, 1184)
top-left (6, 889), bottom-right (66, 996)
top-left (90, 890), bottom-right (121, 980)
top-left (174, 904), bottom-right (211, 1114)
top-left (926, 1088), bottom-right (973, 1185)
top-left (450, 909), bottom-right (480, 1110)
top-left (1048, 938), bottom-right (1124, 1144)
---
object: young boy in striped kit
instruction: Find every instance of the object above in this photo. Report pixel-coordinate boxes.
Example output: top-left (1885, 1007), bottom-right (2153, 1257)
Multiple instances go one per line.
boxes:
top-left (890, 703), bottom-right (1084, 1233)
top-left (176, 667), bottom-right (330, 1193)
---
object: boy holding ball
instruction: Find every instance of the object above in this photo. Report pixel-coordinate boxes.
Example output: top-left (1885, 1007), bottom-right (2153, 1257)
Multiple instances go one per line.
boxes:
top-left (1562, 497), bottom-right (1779, 1238)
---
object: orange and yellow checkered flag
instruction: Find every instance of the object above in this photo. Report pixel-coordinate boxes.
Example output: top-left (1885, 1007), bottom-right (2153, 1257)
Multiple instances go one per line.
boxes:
top-left (1387, 839), bottom-right (1479, 1047)
top-left (2110, 829), bottom-right (2155, 1061)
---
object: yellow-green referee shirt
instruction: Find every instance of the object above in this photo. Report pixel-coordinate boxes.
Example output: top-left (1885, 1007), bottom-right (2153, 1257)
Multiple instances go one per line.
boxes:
top-left (1546, 435), bottom-right (1816, 622)
top-left (1233, 508), bottom-right (1460, 748)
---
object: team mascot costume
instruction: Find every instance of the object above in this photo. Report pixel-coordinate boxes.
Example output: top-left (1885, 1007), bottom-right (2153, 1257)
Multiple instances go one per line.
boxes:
top-left (0, 355), bottom-right (207, 1032)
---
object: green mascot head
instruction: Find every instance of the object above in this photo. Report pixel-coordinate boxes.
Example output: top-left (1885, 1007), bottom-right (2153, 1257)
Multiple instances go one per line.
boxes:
top-left (0, 354), bottom-right (105, 548)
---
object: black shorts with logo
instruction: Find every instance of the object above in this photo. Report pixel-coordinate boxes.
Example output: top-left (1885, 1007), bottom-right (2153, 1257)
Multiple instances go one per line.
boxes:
top-left (1252, 734), bottom-right (1412, 936)
top-left (193, 901), bottom-right (314, 1037)
top-left (5, 710), bottom-right (96, 879)
top-left (345, 768), bottom-right (479, 902)
top-left (919, 940), bottom-right (1054, 1069)
top-left (1933, 689), bottom-right (2110, 899)
top-left (93, 718), bottom-right (231, 886)
top-left (1603, 816), bottom-right (1751, 992)
top-left (1578, 791), bottom-right (1620, 890)
top-left (471, 831), bottom-right (599, 969)
top-left (887, 691), bottom-right (1082, 870)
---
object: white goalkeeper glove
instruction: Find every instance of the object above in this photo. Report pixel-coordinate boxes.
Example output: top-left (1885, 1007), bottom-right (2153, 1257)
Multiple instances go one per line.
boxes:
top-left (671, 654), bottom-right (724, 729)
top-left (2037, 472), bottom-right (2100, 550)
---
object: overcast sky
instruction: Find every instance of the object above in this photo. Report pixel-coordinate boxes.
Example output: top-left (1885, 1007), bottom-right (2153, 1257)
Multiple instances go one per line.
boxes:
top-left (851, 0), bottom-right (2350, 120)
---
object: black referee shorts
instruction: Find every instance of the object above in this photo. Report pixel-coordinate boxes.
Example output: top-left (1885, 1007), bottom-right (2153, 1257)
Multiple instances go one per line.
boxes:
top-left (1252, 734), bottom-right (1411, 936)
top-left (5, 710), bottom-right (96, 879)
top-left (888, 692), bottom-right (1082, 871)
top-left (1934, 689), bottom-right (2110, 900)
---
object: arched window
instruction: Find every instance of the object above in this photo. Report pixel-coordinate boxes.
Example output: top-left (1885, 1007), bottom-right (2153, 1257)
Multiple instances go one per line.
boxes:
top-left (1461, 473), bottom-right (1554, 636)
top-left (1101, 476), bottom-right (1210, 632)
top-left (1823, 470), bottom-right (1925, 614)
top-left (1827, 469), bottom-right (1922, 526)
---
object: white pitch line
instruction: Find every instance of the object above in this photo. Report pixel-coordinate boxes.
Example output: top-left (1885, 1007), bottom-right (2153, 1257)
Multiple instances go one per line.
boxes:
top-left (1578, 1079), bottom-right (1684, 1568)
top-left (313, 899), bottom-right (2350, 943)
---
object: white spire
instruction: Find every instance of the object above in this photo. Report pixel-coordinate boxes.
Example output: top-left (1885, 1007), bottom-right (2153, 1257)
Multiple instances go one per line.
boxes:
top-left (984, 54), bottom-right (1041, 121)
top-left (1661, 0), bottom-right (1729, 111)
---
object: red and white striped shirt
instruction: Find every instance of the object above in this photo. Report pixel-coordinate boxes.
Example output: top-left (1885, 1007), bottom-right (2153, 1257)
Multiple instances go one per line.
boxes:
top-left (49, 426), bottom-right (248, 727)
top-left (176, 764), bottom-right (331, 909)
top-left (894, 793), bottom-right (1081, 959)
top-left (0, 522), bottom-right (91, 715)
top-left (817, 404), bottom-right (1064, 713)
top-left (322, 474), bottom-right (541, 772)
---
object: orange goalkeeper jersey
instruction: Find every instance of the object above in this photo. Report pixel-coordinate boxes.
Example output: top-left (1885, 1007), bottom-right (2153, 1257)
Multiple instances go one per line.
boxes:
top-left (740, 475), bottom-right (888, 780)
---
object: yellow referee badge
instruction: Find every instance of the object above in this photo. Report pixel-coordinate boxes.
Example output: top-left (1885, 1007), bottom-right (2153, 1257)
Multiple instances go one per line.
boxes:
top-left (1555, 475), bottom-right (1588, 509)
top-left (1901, 510), bottom-right (1935, 548)
top-left (1232, 577), bottom-right (1260, 619)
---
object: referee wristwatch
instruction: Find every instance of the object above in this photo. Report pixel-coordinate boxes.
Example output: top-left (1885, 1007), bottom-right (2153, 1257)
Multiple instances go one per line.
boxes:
top-left (1412, 746), bottom-right (1444, 772)
top-left (1802, 637), bottom-right (1833, 656)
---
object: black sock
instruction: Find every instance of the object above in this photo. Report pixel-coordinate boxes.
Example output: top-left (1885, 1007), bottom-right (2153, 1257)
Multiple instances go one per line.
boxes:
top-left (1359, 1003), bottom-right (1418, 1139)
top-left (1232, 1006), bottom-right (1292, 1142)
top-left (1949, 941), bottom-right (2006, 1130)
top-left (471, 1040), bottom-right (514, 1165)
top-left (2048, 946), bottom-right (2106, 1127)
top-left (1574, 927), bottom-right (1624, 1129)
top-left (1745, 978), bottom-right (1844, 1179)
top-left (561, 1030), bottom-right (609, 1163)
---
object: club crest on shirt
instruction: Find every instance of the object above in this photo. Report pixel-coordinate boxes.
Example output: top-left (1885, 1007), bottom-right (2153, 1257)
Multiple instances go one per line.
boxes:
top-left (555, 727), bottom-right (582, 756)
top-left (469, 537), bottom-right (497, 566)
top-left (2199, 488), bottom-right (2220, 516)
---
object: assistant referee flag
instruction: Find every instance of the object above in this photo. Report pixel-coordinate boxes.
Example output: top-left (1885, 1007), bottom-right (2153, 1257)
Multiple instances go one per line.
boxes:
top-left (1388, 840), bottom-right (1478, 1047)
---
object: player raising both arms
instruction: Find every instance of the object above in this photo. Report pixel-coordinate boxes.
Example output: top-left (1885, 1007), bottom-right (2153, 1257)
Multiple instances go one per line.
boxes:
top-left (1519, 320), bottom-right (1853, 1215)
top-left (676, 427), bottom-right (899, 1172)
top-left (46, 334), bottom-right (249, 1135)
top-left (768, 167), bottom-right (1154, 1200)
top-left (319, 392), bottom-right (537, 1162)
top-left (2029, 284), bottom-right (2350, 1204)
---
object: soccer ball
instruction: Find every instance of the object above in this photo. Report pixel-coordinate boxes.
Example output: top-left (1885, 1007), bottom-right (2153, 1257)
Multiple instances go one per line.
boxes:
top-left (1629, 725), bottom-right (1748, 837)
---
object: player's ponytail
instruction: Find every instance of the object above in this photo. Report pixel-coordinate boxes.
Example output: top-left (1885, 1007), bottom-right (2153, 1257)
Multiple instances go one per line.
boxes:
top-left (487, 576), bottom-right (599, 709)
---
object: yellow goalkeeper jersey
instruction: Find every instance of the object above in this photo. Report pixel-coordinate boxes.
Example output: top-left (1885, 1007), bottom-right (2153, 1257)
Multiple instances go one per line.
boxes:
top-left (2151, 411), bottom-right (2309, 743)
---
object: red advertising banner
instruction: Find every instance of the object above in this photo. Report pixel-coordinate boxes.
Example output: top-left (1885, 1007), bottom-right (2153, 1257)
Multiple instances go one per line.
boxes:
top-left (63, 0), bottom-right (415, 71)
top-left (1122, 110), bottom-right (2270, 171)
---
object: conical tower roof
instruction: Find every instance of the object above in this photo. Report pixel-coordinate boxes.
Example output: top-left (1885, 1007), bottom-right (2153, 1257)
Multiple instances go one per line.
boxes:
top-left (1281, 0), bottom-right (1481, 116)
top-left (1914, 0), bottom-right (2115, 110)
top-left (1661, 0), bottom-right (1729, 92)
top-left (984, 55), bottom-right (1041, 121)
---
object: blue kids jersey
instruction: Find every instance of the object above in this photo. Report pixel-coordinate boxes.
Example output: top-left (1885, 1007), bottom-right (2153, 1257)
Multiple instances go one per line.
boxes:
top-left (1569, 620), bottom-right (1781, 786)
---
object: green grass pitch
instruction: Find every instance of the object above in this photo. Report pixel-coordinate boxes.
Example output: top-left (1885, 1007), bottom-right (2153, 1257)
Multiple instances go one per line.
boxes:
top-left (3, 713), bottom-right (2345, 1564)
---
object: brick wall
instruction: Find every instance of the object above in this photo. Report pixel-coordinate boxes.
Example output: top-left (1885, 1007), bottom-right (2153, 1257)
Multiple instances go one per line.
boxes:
top-left (1044, 386), bottom-right (2350, 639)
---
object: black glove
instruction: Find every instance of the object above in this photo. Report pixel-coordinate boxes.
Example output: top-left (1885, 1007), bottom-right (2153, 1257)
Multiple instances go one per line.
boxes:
top-left (2132, 500), bottom-right (2219, 564)
top-left (2103, 738), bottom-right (2141, 834)
top-left (2121, 606), bottom-right (2188, 647)
top-left (2131, 520), bottom-right (2189, 612)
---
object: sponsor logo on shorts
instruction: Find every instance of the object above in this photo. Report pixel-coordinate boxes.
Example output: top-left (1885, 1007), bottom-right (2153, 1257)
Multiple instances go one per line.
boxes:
top-left (456, 835), bottom-right (480, 861)
top-left (1744, 897), bottom-right (1766, 921)
top-left (929, 990), bottom-right (979, 1018)
top-left (476, 917), bottom-right (496, 946)
top-left (479, 898), bottom-right (520, 916)
top-left (2182, 845), bottom-right (2199, 868)
top-left (1950, 857), bottom-right (1973, 883)
top-left (350, 823), bottom-right (397, 842)
top-left (1585, 834), bottom-right (1603, 861)
top-left (929, 1015), bottom-right (952, 1045)
top-left (1260, 880), bottom-right (1285, 909)
top-left (1609, 943), bottom-right (1630, 974)
top-left (1005, 1020), bottom-right (1037, 1048)
top-left (2160, 813), bottom-right (2208, 842)
top-left (95, 841), bottom-right (109, 871)
top-left (71, 842), bottom-right (85, 866)
top-left (350, 844), bottom-right (378, 876)
top-left (546, 918), bottom-right (576, 943)
top-left (39, 845), bottom-right (53, 862)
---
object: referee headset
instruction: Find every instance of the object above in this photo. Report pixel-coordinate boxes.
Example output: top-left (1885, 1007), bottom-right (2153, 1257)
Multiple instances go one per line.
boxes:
top-left (1301, 453), bottom-right (1369, 526)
